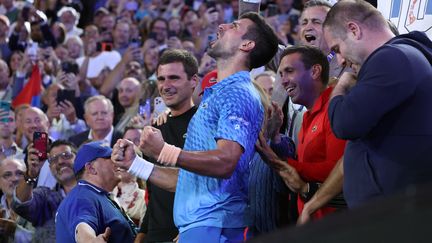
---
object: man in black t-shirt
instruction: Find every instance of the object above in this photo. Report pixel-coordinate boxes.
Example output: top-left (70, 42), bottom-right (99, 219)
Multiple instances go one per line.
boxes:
top-left (135, 49), bottom-right (199, 243)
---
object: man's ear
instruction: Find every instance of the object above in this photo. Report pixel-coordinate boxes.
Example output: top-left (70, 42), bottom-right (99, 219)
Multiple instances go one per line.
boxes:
top-left (85, 162), bottom-right (97, 175)
top-left (239, 40), bottom-right (255, 52)
top-left (311, 64), bottom-right (322, 80)
top-left (190, 74), bottom-right (199, 89)
top-left (346, 21), bottom-right (362, 40)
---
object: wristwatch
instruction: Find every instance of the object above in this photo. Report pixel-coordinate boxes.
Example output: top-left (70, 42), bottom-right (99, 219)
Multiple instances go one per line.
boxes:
top-left (300, 182), bottom-right (321, 202)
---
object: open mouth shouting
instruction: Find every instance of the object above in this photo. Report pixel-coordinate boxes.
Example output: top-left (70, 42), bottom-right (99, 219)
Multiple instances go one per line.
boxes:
top-left (304, 34), bottom-right (317, 45)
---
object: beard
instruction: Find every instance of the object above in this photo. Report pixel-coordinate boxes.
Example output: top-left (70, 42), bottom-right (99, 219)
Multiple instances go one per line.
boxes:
top-left (207, 41), bottom-right (236, 60)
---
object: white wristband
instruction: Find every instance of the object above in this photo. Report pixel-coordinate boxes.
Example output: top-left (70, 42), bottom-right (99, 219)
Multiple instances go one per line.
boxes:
top-left (127, 156), bottom-right (155, 181)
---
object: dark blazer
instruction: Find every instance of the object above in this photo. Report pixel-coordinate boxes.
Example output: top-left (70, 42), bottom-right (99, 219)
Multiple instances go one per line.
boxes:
top-left (68, 129), bottom-right (123, 148)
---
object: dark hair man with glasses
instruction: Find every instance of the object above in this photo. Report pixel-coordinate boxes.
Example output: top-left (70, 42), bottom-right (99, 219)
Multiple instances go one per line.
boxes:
top-left (12, 140), bottom-right (77, 243)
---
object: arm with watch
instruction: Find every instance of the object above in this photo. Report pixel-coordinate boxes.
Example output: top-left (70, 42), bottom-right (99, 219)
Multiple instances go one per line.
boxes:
top-left (15, 143), bottom-right (45, 201)
top-left (12, 143), bottom-right (64, 226)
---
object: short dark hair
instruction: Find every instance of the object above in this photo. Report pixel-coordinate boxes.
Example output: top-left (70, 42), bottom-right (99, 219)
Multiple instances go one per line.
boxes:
top-left (304, 0), bottom-right (333, 10)
top-left (323, 0), bottom-right (388, 39)
top-left (240, 12), bottom-right (279, 69)
top-left (48, 140), bottom-right (77, 154)
top-left (157, 49), bottom-right (198, 79)
top-left (123, 126), bottom-right (143, 136)
top-left (280, 45), bottom-right (329, 85)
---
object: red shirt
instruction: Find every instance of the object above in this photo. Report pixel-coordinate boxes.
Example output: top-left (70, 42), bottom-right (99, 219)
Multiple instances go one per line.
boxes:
top-left (287, 87), bottom-right (346, 218)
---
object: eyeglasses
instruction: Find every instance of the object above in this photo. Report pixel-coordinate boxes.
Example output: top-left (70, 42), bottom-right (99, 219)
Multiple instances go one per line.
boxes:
top-left (48, 151), bottom-right (75, 164)
top-left (1, 170), bottom-right (25, 180)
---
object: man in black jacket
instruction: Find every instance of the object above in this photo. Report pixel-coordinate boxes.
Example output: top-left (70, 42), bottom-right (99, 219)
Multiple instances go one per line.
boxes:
top-left (135, 49), bottom-right (199, 243)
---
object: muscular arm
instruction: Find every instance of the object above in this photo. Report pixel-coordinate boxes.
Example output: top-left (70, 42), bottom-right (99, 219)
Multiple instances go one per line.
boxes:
top-left (176, 139), bottom-right (242, 179)
top-left (134, 139), bottom-right (241, 192)
top-left (148, 166), bottom-right (179, 192)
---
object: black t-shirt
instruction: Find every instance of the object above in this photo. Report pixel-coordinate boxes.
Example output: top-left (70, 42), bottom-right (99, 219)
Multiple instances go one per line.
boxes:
top-left (140, 106), bottom-right (197, 242)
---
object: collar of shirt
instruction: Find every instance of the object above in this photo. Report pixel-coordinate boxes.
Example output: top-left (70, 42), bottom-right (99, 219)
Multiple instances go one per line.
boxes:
top-left (202, 71), bottom-right (251, 98)
top-left (306, 86), bottom-right (333, 116)
top-left (77, 180), bottom-right (108, 195)
top-left (88, 126), bottom-right (114, 146)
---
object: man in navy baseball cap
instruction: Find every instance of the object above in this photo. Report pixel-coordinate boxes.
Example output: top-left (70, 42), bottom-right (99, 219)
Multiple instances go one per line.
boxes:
top-left (56, 141), bottom-right (137, 242)
top-left (73, 142), bottom-right (113, 174)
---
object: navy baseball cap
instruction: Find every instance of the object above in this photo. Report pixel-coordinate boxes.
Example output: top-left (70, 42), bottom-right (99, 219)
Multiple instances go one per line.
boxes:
top-left (73, 142), bottom-right (112, 174)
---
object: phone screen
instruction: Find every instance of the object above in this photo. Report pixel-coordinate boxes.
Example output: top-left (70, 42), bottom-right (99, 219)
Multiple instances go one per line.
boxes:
top-left (33, 132), bottom-right (48, 160)
top-left (56, 89), bottom-right (76, 105)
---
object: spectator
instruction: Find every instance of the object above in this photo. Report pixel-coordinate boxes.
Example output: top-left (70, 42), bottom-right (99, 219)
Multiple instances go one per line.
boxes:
top-left (0, 0), bottom-right (19, 23)
top-left (254, 71), bottom-right (276, 97)
top-left (134, 49), bottom-right (198, 243)
top-left (323, 0), bottom-right (432, 208)
top-left (247, 83), bottom-right (296, 235)
top-left (256, 45), bottom-right (346, 220)
top-left (113, 20), bottom-right (131, 56)
top-left (148, 17), bottom-right (168, 47)
top-left (113, 127), bottom-right (146, 226)
top-left (114, 77), bottom-right (141, 133)
top-left (12, 104), bottom-right (30, 149)
top-left (8, 50), bottom-right (23, 77)
top-left (65, 35), bottom-right (84, 60)
top-left (0, 59), bottom-right (11, 101)
top-left (76, 35), bottom-right (121, 84)
top-left (0, 158), bottom-right (33, 242)
top-left (0, 14), bottom-right (11, 62)
top-left (68, 95), bottom-right (122, 148)
top-left (0, 110), bottom-right (24, 160)
top-left (22, 107), bottom-right (57, 189)
top-left (55, 142), bottom-right (137, 242)
top-left (43, 81), bottom-right (87, 140)
top-left (12, 140), bottom-right (77, 243)
top-left (58, 6), bottom-right (83, 39)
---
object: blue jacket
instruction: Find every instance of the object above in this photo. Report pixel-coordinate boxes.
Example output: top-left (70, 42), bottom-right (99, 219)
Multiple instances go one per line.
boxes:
top-left (329, 31), bottom-right (432, 208)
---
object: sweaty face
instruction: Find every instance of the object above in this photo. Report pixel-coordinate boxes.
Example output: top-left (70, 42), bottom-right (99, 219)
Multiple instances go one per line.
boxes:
top-left (117, 78), bottom-right (140, 108)
top-left (299, 6), bottom-right (329, 52)
top-left (279, 53), bottom-right (316, 109)
top-left (49, 145), bottom-right (75, 184)
top-left (207, 18), bottom-right (253, 60)
top-left (156, 62), bottom-right (196, 114)
top-left (84, 99), bottom-right (113, 132)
